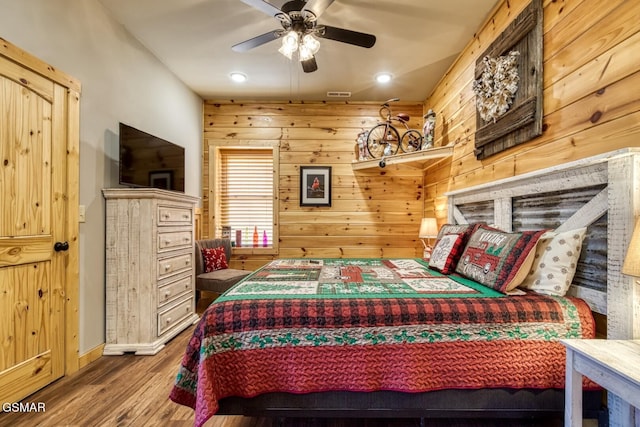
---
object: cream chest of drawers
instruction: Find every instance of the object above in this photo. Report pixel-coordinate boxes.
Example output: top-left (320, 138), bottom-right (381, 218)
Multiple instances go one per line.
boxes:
top-left (102, 188), bottom-right (200, 355)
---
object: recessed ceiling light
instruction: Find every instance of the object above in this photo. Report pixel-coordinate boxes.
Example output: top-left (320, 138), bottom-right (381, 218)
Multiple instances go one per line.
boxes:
top-left (230, 72), bottom-right (247, 83)
top-left (376, 73), bottom-right (392, 84)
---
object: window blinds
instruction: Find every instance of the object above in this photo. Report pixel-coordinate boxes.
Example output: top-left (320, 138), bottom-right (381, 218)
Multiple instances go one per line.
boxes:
top-left (219, 149), bottom-right (273, 247)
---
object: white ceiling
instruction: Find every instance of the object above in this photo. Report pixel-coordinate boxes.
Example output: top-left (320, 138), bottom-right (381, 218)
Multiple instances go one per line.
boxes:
top-left (98, 0), bottom-right (499, 102)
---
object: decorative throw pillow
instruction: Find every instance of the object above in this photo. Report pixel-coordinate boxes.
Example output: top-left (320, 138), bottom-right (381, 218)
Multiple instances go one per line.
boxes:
top-left (202, 247), bottom-right (228, 272)
top-left (429, 223), bottom-right (488, 274)
top-left (436, 223), bottom-right (477, 240)
top-left (519, 227), bottom-right (587, 296)
top-left (455, 225), bottom-right (546, 293)
top-left (428, 233), bottom-right (466, 274)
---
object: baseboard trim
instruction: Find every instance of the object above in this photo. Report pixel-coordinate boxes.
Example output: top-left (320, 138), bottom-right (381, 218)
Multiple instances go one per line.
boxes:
top-left (79, 343), bottom-right (105, 369)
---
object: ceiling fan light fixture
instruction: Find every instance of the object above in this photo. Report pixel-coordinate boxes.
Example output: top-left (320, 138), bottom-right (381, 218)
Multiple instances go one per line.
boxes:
top-left (278, 44), bottom-right (294, 59)
top-left (280, 31), bottom-right (320, 61)
top-left (298, 44), bottom-right (314, 61)
top-left (235, 0), bottom-right (376, 73)
top-left (302, 34), bottom-right (320, 54)
top-left (279, 31), bottom-right (299, 59)
top-left (282, 30), bottom-right (299, 50)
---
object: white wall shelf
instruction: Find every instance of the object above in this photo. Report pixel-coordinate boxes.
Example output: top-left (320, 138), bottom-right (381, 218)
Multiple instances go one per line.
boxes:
top-left (351, 145), bottom-right (453, 171)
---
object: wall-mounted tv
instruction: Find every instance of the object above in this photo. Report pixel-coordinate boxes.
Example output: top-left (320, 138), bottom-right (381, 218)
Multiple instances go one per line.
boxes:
top-left (119, 123), bottom-right (185, 192)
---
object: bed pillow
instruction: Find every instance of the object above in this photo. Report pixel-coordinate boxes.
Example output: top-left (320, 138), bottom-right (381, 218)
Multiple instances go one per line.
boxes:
top-left (455, 225), bottom-right (546, 293)
top-left (436, 223), bottom-right (477, 239)
top-left (429, 223), bottom-right (485, 274)
top-left (428, 233), bottom-right (467, 274)
top-left (202, 246), bottom-right (229, 272)
top-left (519, 227), bottom-right (587, 296)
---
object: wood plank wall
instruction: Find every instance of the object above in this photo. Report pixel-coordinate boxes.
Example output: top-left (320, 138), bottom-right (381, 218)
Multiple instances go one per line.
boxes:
top-left (202, 101), bottom-right (425, 269)
top-left (202, 0), bottom-right (639, 269)
top-left (423, 0), bottom-right (640, 221)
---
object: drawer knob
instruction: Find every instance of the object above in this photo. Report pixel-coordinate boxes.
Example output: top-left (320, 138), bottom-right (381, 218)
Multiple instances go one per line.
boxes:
top-left (164, 291), bottom-right (171, 298)
top-left (166, 317), bottom-right (172, 324)
top-left (164, 265), bottom-right (171, 271)
top-left (164, 240), bottom-right (171, 245)
top-left (185, 260), bottom-right (190, 265)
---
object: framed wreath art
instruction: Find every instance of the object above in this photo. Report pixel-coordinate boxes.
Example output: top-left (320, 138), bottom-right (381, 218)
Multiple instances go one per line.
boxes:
top-left (473, 51), bottom-right (520, 123)
top-left (472, 0), bottom-right (543, 160)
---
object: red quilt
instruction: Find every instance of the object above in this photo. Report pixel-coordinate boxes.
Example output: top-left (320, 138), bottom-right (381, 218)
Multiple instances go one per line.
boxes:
top-left (169, 258), bottom-right (596, 427)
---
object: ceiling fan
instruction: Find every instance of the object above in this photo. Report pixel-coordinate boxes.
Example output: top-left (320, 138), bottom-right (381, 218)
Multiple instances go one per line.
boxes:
top-left (232, 0), bottom-right (376, 73)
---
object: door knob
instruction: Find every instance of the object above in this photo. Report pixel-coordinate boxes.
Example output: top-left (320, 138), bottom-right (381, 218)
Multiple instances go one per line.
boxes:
top-left (54, 241), bottom-right (69, 252)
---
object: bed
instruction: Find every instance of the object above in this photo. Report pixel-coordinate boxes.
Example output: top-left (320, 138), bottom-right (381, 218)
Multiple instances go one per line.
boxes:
top-left (170, 148), bottom-right (640, 427)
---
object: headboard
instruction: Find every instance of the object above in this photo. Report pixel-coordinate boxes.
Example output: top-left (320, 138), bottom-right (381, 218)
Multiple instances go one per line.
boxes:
top-left (445, 148), bottom-right (640, 340)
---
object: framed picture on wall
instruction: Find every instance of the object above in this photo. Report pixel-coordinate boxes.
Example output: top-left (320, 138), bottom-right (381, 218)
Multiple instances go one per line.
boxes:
top-left (300, 166), bottom-right (331, 207)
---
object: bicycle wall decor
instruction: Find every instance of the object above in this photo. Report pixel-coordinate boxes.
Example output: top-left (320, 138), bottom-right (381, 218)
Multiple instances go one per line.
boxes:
top-left (365, 98), bottom-right (424, 159)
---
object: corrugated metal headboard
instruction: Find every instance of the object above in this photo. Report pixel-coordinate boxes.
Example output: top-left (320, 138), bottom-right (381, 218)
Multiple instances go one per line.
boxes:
top-left (445, 149), bottom-right (640, 341)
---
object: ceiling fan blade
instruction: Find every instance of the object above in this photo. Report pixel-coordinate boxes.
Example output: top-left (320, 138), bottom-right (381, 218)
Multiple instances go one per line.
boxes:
top-left (232, 30), bottom-right (283, 52)
top-left (301, 56), bottom-right (318, 73)
top-left (317, 25), bottom-right (376, 48)
top-left (240, 0), bottom-right (291, 26)
top-left (301, 0), bottom-right (335, 20)
top-left (240, 0), bottom-right (283, 17)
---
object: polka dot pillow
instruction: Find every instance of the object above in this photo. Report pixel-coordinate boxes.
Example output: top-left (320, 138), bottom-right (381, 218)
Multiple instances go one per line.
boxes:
top-left (519, 227), bottom-right (587, 296)
top-left (201, 246), bottom-right (229, 272)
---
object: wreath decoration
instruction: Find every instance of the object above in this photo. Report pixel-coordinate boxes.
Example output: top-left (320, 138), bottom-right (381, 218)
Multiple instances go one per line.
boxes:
top-left (473, 50), bottom-right (520, 123)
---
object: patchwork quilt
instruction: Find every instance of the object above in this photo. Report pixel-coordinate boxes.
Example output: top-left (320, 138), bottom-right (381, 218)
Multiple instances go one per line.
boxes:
top-left (170, 258), bottom-right (596, 427)
top-left (221, 258), bottom-right (502, 300)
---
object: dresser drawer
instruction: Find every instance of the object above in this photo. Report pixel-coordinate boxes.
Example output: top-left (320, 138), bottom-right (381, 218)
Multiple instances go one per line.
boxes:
top-left (158, 296), bottom-right (193, 336)
top-left (158, 206), bottom-right (192, 226)
top-left (158, 275), bottom-right (192, 308)
top-left (158, 230), bottom-right (193, 252)
top-left (158, 252), bottom-right (192, 280)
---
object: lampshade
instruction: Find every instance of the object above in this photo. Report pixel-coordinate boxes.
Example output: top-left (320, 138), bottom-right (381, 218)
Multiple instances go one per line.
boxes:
top-left (302, 34), bottom-right (320, 54)
top-left (278, 31), bottom-right (299, 59)
top-left (419, 218), bottom-right (438, 238)
top-left (622, 217), bottom-right (640, 277)
top-left (282, 31), bottom-right (299, 50)
top-left (298, 44), bottom-right (314, 61)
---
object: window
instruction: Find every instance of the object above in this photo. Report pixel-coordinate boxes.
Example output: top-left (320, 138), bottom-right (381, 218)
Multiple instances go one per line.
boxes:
top-left (210, 142), bottom-right (278, 253)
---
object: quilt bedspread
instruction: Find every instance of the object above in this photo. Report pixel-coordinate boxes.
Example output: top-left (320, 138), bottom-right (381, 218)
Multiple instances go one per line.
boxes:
top-left (170, 258), bottom-right (596, 427)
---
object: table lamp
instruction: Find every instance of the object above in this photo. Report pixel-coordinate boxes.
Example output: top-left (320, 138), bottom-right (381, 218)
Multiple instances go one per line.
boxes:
top-left (419, 217), bottom-right (438, 260)
top-left (622, 217), bottom-right (640, 278)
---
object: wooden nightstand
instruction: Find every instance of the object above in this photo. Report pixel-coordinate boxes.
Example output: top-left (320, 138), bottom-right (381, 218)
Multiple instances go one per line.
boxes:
top-left (562, 339), bottom-right (640, 427)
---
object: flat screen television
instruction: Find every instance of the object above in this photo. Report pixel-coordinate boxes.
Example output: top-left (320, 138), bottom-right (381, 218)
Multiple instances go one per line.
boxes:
top-left (118, 123), bottom-right (185, 192)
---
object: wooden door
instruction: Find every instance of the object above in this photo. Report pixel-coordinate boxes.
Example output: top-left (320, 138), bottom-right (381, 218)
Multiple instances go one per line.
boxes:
top-left (0, 41), bottom-right (80, 403)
